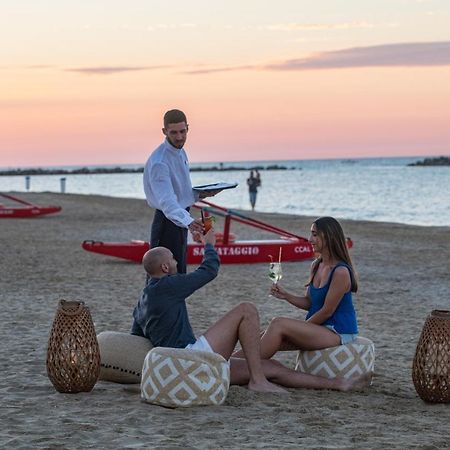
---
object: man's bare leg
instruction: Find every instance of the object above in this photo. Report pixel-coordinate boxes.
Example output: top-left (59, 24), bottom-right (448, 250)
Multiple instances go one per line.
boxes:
top-left (203, 302), bottom-right (287, 393)
top-left (230, 358), bottom-right (372, 391)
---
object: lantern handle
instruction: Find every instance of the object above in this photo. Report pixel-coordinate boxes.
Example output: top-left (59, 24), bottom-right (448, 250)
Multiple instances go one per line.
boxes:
top-left (431, 310), bottom-right (450, 318)
top-left (58, 299), bottom-right (86, 316)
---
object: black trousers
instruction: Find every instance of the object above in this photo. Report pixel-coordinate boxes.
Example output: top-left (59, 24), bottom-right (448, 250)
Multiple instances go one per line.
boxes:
top-left (150, 209), bottom-right (188, 274)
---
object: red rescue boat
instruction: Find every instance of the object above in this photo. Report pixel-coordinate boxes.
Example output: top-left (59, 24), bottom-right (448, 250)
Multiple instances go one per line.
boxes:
top-left (82, 237), bottom-right (316, 265)
top-left (0, 193), bottom-right (61, 218)
top-left (82, 200), bottom-right (353, 264)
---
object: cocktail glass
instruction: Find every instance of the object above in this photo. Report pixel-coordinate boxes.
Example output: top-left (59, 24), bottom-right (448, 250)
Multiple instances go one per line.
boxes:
top-left (268, 262), bottom-right (282, 296)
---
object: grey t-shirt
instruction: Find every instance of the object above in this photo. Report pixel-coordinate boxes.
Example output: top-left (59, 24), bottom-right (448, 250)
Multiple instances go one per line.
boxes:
top-left (131, 244), bottom-right (219, 347)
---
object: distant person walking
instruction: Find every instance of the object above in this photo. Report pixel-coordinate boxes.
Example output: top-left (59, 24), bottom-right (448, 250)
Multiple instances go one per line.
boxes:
top-left (247, 169), bottom-right (261, 211)
top-left (143, 109), bottom-right (217, 274)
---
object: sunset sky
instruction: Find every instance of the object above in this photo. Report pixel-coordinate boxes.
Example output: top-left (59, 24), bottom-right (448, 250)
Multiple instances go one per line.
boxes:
top-left (1, 0), bottom-right (450, 167)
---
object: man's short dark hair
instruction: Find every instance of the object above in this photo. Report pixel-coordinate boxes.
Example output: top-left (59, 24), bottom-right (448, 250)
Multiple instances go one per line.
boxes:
top-left (164, 109), bottom-right (187, 128)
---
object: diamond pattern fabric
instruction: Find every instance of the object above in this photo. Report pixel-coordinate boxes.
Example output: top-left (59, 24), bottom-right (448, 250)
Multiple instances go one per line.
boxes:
top-left (141, 347), bottom-right (230, 407)
top-left (295, 336), bottom-right (375, 379)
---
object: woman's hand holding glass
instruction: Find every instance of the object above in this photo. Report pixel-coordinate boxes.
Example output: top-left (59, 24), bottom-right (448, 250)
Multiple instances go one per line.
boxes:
top-left (270, 283), bottom-right (289, 300)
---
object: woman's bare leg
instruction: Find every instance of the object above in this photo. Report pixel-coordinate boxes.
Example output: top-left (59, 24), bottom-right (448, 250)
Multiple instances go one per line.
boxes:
top-left (233, 317), bottom-right (341, 359)
top-left (259, 317), bottom-right (341, 359)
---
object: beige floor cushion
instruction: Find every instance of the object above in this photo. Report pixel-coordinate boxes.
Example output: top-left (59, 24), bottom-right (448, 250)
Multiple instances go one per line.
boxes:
top-left (97, 331), bottom-right (153, 384)
top-left (141, 347), bottom-right (230, 408)
top-left (295, 336), bottom-right (375, 379)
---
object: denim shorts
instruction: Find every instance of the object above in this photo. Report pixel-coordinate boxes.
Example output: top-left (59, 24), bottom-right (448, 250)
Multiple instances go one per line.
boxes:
top-left (325, 325), bottom-right (358, 345)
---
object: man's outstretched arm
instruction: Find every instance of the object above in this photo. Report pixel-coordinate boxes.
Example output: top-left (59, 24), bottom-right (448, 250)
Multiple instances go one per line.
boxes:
top-left (165, 230), bottom-right (219, 299)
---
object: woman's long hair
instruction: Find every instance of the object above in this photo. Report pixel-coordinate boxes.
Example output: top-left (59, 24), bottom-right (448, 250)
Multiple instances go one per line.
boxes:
top-left (307, 217), bottom-right (358, 292)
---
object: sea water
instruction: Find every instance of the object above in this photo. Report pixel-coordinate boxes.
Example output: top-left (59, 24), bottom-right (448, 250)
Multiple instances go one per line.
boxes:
top-left (0, 157), bottom-right (449, 227)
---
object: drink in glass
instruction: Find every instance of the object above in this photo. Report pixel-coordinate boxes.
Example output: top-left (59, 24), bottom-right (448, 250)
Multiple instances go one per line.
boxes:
top-left (268, 262), bottom-right (282, 297)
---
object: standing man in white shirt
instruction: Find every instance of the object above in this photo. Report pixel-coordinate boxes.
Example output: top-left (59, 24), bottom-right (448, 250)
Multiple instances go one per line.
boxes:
top-left (143, 109), bottom-right (210, 274)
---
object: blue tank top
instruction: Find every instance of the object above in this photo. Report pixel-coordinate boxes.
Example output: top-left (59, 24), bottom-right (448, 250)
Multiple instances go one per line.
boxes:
top-left (306, 262), bottom-right (358, 334)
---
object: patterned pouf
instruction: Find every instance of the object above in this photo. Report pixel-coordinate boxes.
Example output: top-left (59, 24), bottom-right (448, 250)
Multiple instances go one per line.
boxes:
top-left (97, 331), bottom-right (153, 384)
top-left (141, 347), bottom-right (230, 408)
top-left (295, 336), bottom-right (375, 379)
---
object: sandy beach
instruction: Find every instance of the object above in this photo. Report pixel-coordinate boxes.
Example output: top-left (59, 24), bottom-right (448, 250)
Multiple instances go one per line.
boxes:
top-left (1, 192), bottom-right (449, 449)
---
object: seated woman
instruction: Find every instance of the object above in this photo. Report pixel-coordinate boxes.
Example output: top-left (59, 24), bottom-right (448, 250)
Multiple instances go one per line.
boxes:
top-left (235, 216), bottom-right (358, 360)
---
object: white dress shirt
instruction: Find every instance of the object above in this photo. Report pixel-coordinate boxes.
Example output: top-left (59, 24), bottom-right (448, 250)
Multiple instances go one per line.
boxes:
top-left (143, 139), bottom-right (199, 228)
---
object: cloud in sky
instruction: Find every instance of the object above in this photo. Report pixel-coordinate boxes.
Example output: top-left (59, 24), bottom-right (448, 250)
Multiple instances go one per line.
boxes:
top-left (65, 65), bottom-right (170, 75)
top-left (0, 64), bottom-right (55, 70)
top-left (23, 41), bottom-right (450, 76)
top-left (147, 23), bottom-right (196, 31)
top-left (26, 65), bottom-right (55, 69)
top-left (185, 41), bottom-right (450, 74)
top-left (260, 21), bottom-right (387, 31)
top-left (267, 41), bottom-right (450, 70)
top-left (184, 64), bottom-right (257, 75)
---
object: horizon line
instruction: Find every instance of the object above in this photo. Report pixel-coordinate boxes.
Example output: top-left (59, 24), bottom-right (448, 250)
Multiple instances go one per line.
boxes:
top-left (1, 154), bottom-right (448, 171)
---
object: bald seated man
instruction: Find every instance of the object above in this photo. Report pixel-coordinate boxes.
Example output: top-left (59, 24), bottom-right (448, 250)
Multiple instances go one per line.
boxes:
top-left (131, 228), bottom-right (371, 393)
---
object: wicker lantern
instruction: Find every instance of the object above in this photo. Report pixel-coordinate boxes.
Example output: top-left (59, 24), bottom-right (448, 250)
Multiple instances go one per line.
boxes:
top-left (47, 300), bottom-right (100, 393)
top-left (412, 310), bottom-right (450, 403)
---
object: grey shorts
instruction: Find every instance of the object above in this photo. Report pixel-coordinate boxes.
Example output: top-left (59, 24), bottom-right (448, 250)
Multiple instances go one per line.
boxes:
top-left (325, 325), bottom-right (357, 345)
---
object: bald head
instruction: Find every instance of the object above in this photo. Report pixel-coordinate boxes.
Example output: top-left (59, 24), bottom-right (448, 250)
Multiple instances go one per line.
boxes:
top-left (142, 247), bottom-right (176, 277)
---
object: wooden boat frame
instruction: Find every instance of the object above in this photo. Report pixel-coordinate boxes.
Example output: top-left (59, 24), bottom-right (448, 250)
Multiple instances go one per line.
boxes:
top-left (0, 193), bottom-right (61, 218)
top-left (82, 200), bottom-right (353, 264)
